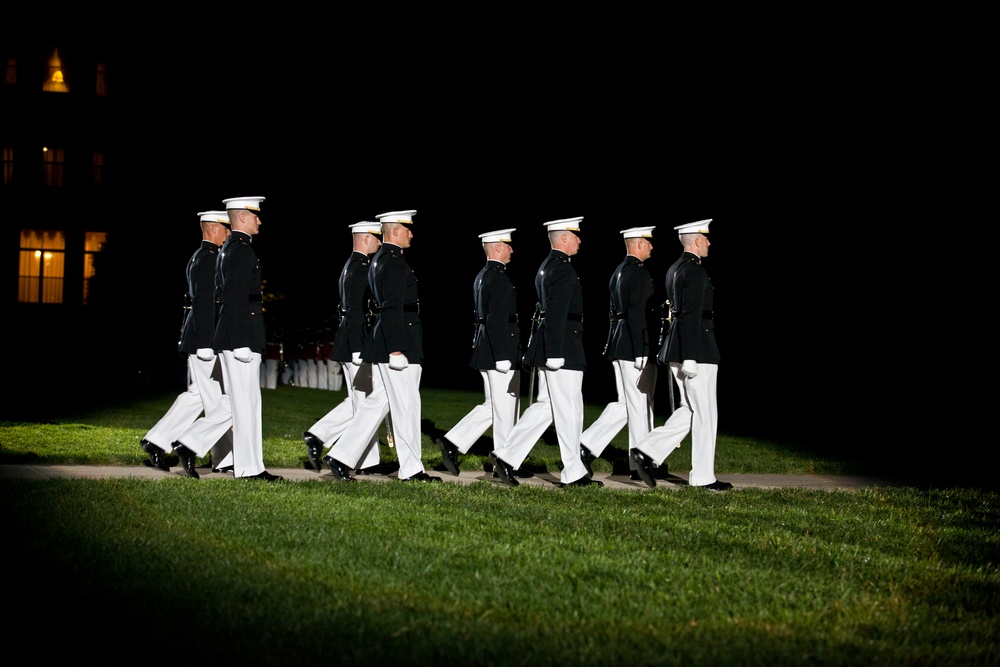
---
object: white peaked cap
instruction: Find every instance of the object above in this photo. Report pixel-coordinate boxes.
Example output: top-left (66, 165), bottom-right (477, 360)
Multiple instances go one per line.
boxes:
top-left (479, 228), bottom-right (515, 243)
top-left (222, 196), bottom-right (265, 211)
top-left (543, 217), bottom-right (583, 232)
top-left (375, 210), bottom-right (416, 224)
top-left (674, 219), bottom-right (712, 235)
top-left (349, 221), bottom-right (382, 235)
top-left (620, 226), bottom-right (655, 239)
top-left (198, 210), bottom-right (230, 224)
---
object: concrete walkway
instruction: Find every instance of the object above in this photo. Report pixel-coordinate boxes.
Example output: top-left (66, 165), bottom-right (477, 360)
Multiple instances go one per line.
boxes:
top-left (0, 464), bottom-right (904, 491)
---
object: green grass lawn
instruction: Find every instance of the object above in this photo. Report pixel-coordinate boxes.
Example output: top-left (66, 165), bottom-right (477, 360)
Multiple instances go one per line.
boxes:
top-left (0, 384), bottom-right (870, 477)
top-left (1, 385), bottom-right (998, 665)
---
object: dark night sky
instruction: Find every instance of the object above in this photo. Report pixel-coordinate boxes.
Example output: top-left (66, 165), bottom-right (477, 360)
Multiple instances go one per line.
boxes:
top-left (51, 27), bottom-right (948, 464)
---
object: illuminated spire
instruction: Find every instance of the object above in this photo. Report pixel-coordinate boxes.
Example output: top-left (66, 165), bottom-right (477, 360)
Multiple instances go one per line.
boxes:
top-left (42, 48), bottom-right (69, 93)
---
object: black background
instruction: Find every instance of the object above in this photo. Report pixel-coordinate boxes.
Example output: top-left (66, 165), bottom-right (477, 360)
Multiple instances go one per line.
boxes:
top-left (13, 22), bottom-right (975, 481)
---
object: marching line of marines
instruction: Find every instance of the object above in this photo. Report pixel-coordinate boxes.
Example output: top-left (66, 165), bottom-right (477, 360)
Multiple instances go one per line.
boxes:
top-left (141, 202), bottom-right (731, 491)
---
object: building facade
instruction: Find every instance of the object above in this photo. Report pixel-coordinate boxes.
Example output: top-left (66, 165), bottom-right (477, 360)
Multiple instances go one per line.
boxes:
top-left (0, 42), bottom-right (147, 396)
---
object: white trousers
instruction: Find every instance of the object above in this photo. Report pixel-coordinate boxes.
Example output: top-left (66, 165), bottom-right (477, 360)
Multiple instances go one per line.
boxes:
top-left (306, 359), bottom-right (319, 389)
top-left (491, 368), bottom-right (588, 485)
top-left (635, 361), bottom-right (719, 487)
top-left (378, 362), bottom-right (425, 479)
top-left (260, 359), bottom-right (279, 389)
top-left (444, 369), bottom-right (521, 453)
top-left (217, 350), bottom-right (265, 477)
top-left (328, 362), bottom-right (343, 391)
top-left (328, 362), bottom-right (390, 471)
top-left (316, 361), bottom-right (329, 390)
top-left (581, 359), bottom-right (657, 468)
top-left (307, 362), bottom-right (379, 469)
top-left (143, 353), bottom-right (222, 449)
top-left (144, 354), bottom-right (233, 467)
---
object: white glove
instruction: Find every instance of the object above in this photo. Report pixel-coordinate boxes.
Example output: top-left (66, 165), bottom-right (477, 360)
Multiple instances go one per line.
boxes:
top-left (389, 353), bottom-right (408, 370)
top-left (681, 359), bottom-right (698, 378)
top-left (351, 351), bottom-right (363, 366)
top-left (234, 347), bottom-right (252, 363)
top-left (545, 357), bottom-right (565, 370)
top-left (196, 348), bottom-right (215, 362)
top-left (634, 356), bottom-right (647, 370)
top-left (495, 360), bottom-right (511, 373)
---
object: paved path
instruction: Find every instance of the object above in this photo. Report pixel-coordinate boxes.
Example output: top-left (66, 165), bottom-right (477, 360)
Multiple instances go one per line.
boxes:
top-left (0, 464), bottom-right (903, 491)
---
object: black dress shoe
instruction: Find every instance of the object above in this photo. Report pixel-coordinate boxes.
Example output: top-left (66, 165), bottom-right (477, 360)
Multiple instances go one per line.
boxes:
top-left (492, 469), bottom-right (534, 479)
top-left (580, 445), bottom-right (595, 477)
top-left (631, 462), bottom-right (668, 481)
top-left (559, 476), bottom-right (604, 488)
top-left (400, 471), bottom-right (442, 482)
top-left (243, 470), bottom-right (284, 482)
top-left (324, 456), bottom-right (356, 482)
top-left (303, 431), bottom-right (324, 472)
top-left (435, 437), bottom-right (461, 476)
top-left (141, 440), bottom-right (170, 472)
top-left (173, 442), bottom-right (200, 479)
top-left (355, 465), bottom-right (385, 476)
top-left (702, 480), bottom-right (733, 492)
top-left (629, 448), bottom-right (656, 488)
top-left (488, 453), bottom-right (519, 487)
top-left (212, 465), bottom-right (234, 474)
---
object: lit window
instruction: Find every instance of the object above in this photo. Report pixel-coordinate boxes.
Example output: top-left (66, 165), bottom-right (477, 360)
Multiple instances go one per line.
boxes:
top-left (83, 232), bottom-right (107, 304)
top-left (2, 146), bottom-right (12, 185)
top-left (42, 48), bottom-right (69, 93)
top-left (42, 146), bottom-right (64, 187)
top-left (3, 56), bottom-right (15, 85)
top-left (19, 230), bottom-right (66, 304)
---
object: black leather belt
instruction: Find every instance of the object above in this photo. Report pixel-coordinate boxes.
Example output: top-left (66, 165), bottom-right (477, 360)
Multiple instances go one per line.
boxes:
top-left (541, 313), bottom-right (584, 323)
top-left (478, 316), bottom-right (518, 324)
top-left (371, 303), bottom-right (420, 314)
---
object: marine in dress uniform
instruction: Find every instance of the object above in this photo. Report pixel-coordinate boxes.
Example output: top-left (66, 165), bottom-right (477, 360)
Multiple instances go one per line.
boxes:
top-left (326, 210), bottom-right (439, 482)
top-left (140, 210), bottom-right (234, 473)
top-left (580, 226), bottom-right (658, 479)
top-left (305, 330), bottom-right (319, 389)
top-left (321, 332), bottom-right (340, 390)
top-left (315, 332), bottom-right (329, 391)
top-left (175, 196), bottom-right (282, 482)
top-left (303, 221), bottom-right (384, 476)
top-left (261, 337), bottom-right (281, 389)
top-left (631, 219), bottom-right (732, 491)
top-left (489, 217), bottom-right (602, 488)
top-left (436, 228), bottom-right (522, 476)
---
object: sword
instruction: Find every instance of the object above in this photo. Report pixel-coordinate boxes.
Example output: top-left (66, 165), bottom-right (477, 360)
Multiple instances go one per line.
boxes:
top-left (659, 300), bottom-right (675, 414)
top-left (384, 412), bottom-right (395, 449)
top-left (525, 302), bottom-right (542, 406)
top-left (178, 293), bottom-right (192, 346)
top-left (602, 305), bottom-right (615, 356)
